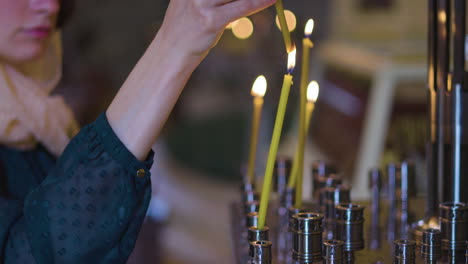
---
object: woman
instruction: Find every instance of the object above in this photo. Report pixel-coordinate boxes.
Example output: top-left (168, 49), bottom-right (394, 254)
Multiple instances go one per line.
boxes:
top-left (0, 0), bottom-right (276, 263)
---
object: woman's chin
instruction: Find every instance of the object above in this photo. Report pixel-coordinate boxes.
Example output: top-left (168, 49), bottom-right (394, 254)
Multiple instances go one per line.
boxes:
top-left (0, 42), bottom-right (49, 65)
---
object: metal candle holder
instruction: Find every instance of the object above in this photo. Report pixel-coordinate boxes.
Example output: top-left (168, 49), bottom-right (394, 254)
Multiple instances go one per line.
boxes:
top-left (439, 202), bottom-right (468, 262)
top-left (394, 240), bottom-right (416, 264)
top-left (248, 240), bottom-right (272, 264)
top-left (368, 168), bottom-right (382, 250)
top-left (335, 203), bottom-right (365, 263)
top-left (421, 228), bottom-right (442, 263)
top-left (324, 185), bottom-right (351, 240)
top-left (291, 212), bottom-right (324, 263)
top-left (323, 240), bottom-right (345, 264)
top-left (248, 226), bottom-right (270, 243)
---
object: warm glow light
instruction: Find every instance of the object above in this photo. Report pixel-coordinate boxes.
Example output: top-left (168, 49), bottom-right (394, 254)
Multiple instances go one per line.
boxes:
top-left (226, 20), bottom-right (239, 29)
top-left (438, 10), bottom-right (447, 24)
top-left (251, 75), bottom-right (267, 97)
top-left (304, 19), bottom-right (314, 37)
top-left (232, 17), bottom-right (254, 39)
top-left (275, 10), bottom-right (297, 32)
top-left (307, 81), bottom-right (319, 102)
top-left (287, 47), bottom-right (297, 72)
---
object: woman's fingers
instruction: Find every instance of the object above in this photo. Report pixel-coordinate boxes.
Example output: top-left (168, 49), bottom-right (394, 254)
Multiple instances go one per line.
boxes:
top-left (217, 0), bottom-right (276, 24)
top-left (156, 0), bottom-right (276, 57)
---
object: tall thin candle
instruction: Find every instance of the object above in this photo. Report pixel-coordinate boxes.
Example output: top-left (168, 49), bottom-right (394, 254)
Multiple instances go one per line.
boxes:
top-left (295, 81), bottom-right (319, 207)
top-left (294, 20), bottom-right (314, 208)
top-left (258, 48), bottom-right (296, 230)
top-left (247, 76), bottom-right (267, 184)
top-left (288, 81), bottom-right (319, 190)
top-left (275, 0), bottom-right (293, 53)
top-left (288, 20), bottom-right (315, 193)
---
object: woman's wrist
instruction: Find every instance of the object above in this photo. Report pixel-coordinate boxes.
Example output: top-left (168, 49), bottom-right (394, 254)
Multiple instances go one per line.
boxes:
top-left (154, 18), bottom-right (212, 62)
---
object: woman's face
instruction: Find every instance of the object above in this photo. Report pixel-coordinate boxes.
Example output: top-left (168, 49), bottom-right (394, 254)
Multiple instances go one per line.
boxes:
top-left (0, 0), bottom-right (59, 64)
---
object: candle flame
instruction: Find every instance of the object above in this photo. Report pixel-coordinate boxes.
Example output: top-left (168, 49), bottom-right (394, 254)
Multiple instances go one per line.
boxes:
top-left (251, 75), bottom-right (267, 97)
top-left (287, 47), bottom-right (297, 72)
top-left (305, 19), bottom-right (314, 37)
top-left (307, 81), bottom-right (319, 102)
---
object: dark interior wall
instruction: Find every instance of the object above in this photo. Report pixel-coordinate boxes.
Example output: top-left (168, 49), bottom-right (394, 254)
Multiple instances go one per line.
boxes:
top-left (61, 0), bottom-right (169, 87)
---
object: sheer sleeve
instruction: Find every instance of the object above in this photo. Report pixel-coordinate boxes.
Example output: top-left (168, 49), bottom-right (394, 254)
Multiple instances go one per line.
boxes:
top-left (1, 113), bottom-right (153, 264)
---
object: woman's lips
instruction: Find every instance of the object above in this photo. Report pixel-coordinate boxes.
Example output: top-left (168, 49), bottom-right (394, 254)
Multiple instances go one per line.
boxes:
top-left (22, 27), bottom-right (52, 39)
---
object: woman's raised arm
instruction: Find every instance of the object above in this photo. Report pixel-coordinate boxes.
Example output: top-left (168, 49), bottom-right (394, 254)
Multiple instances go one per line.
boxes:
top-left (107, 0), bottom-right (276, 160)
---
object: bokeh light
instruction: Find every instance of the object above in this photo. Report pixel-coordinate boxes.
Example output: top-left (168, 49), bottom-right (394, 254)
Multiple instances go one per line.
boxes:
top-left (275, 10), bottom-right (297, 32)
top-left (232, 17), bottom-right (254, 39)
top-left (226, 20), bottom-right (239, 29)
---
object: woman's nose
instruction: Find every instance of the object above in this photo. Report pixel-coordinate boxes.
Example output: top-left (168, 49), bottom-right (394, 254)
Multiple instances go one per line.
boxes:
top-left (30, 0), bottom-right (60, 16)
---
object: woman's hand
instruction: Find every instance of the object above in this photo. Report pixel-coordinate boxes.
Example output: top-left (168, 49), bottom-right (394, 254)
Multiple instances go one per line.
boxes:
top-left (107, 0), bottom-right (276, 160)
top-left (158, 0), bottom-right (276, 58)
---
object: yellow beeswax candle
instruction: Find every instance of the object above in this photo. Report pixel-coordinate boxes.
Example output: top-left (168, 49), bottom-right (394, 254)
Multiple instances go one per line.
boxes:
top-left (247, 76), bottom-right (267, 184)
top-left (294, 20), bottom-right (314, 208)
top-left (275, 0), bottom-right (293, 53)
top-left (295, 81), bottom-right (319, 207)
top-left (258, 48), bottom-right (296, 230)
top-left (288, 19), bottom-right (315, 191)
top-left (288, 81), bottom-right (319, 191)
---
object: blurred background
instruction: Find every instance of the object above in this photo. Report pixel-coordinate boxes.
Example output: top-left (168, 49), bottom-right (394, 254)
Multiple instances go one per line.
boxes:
top-left (54, 0), bottom-right (434, 263)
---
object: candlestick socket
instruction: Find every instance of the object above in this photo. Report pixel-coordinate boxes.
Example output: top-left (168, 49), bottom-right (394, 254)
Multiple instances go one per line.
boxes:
top-left (387, 163), bottom-right (399, 242)
top-left (280, 187), bottom-right (295, 209)
top-left (325, 185), bottom-right (351, 220)
top-left (248, 240), bottom-right (272, 263)
top-left (312, 161), bottom-right (336, 196)
top-left (288, 207), bottom-right (306, 232)
top-left (465, 241), bottom-right (468, 263)
top-left (246, 212), bottom-right (259, 228)
top-left (242, 181), bottom-right (256, 193)
top-left (244, 201), bottom-right (260, 214)
top-left (248, 226), bottom-right (270, 242)
top-left (274, 156), bottom-right (292, 194)
top-left (243, 191), bottom-right (259, 204)
top-left (311, 160), bottom-right (336, 178)
top-left (368, 168), bottom-right (382, 189)
top-left (421, 228), bottom-right (442, 261)
top-left (317, 174), bottom-right (343, 207)
top-left (324, 185), bottom-right (351, 240)
top-left (368, 168), bottom-right (382, 250)
top-left (335, 203), bottom-right (365, 252)
top-left (394, 239), bottom-right (416, 263)
top-left (400, 162), bottom-right (416, 196)
top-left (439, 202), bottom-right (468, 251)
top-left (323, 240), bottom-right (344, 263)
top-left (291, 212), bottom-right (324, 262)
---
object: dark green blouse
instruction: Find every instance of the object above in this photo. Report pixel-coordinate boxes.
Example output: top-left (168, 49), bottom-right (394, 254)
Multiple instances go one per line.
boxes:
top-left (0, 113), bottom-right (153, 264)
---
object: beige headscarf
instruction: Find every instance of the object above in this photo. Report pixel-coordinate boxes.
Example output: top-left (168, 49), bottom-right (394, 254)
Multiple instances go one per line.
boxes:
top-left (0, 32), bottom-right (79, 157)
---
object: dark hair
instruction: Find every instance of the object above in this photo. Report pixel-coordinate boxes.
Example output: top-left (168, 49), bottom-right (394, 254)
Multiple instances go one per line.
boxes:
top-left (57, 0), bottom-right (75, 28)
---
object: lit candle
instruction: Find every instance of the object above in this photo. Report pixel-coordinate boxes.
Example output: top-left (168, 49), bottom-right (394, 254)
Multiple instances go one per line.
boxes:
top-left (295, 81), bottom-right (319, 207)
top-left (287, 81), bottom-right (320, 200)
top-left (306, 81), bottom-right (319, 130)
top-left (287, 19), bottom-right (315, 191)
top-left (247, 75), bottom-right (268, 184)
top-left (275, 0), bottom-right (294, 53)
top-left (294, 20), bottom-right (315, 208)
top-left (258, 48), bottom-right (296, 230)
top-left (301, 19), bottom-right (314, 88)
